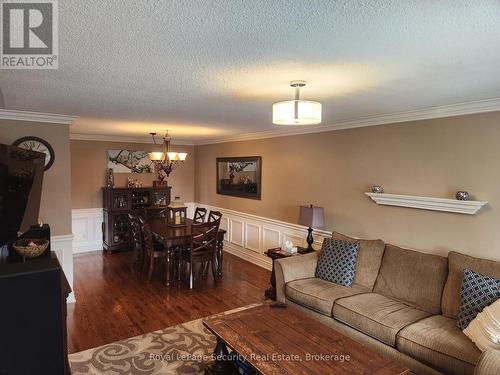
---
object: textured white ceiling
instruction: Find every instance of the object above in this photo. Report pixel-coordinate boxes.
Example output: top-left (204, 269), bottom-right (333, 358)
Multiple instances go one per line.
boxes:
top-left (1, 1), bottom-right (500, 142)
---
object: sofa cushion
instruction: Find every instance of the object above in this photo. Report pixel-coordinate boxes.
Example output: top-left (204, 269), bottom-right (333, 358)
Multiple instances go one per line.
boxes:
top-left (442, 251), bottom-right (500, 319)
top-left (397, 315), bottom-right (481, 375)
top-left (457, 269), bottom-right (500, 330)
top-left (286, 278), bottom-right (369, 316)
top-left (332, 293), bottom-right (431, 346)
top-left (331, 231), bottom-right (385, 290)
top-left (373, 244), bottom-right (448, 314)
top-left (315, 239), bottom-right (359, 286)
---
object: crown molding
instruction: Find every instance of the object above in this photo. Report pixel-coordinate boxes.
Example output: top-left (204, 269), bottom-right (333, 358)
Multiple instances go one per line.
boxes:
top-left (0, 109), bottom-right (75, 124)
top-left (70, 133), bottom-right (195, 146)
top-left (4, 97), bottom-right (500, 145)
top-left (195, 97), bottom-right (500, 145)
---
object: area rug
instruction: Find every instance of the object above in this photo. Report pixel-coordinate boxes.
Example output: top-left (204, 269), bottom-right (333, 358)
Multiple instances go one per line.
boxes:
top-left (69, 304), bottom-right (260, 375)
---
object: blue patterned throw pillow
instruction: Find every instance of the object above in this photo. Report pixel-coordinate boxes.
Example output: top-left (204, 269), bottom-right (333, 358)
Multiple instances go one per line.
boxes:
top-left (457, 269), bottom-right (500, 330)
top-left (315, 238), bottom-right (359, 287)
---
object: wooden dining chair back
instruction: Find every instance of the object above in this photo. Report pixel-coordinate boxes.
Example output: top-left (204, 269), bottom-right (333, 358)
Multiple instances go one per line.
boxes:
top-left (193, 207), bottom-right (207, 223)
top-left (183, 218), bottom-right (221, 288)
top-left (139, 217), bottom-right (164, 282)
top-left (208, 210), bottom-right (222, 223)
top-left (128, 213), bottom-right (144, 270)
top-left (191, 219), bottom-right (220, 253)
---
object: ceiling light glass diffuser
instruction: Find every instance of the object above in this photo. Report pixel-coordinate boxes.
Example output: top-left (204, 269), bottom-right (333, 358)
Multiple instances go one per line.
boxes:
top-left (167, 151), bottom-right (179, 161)
top-left (148, 151), bottom-right (164, 161)
top-left (273, 81), bottom-right (321, 125)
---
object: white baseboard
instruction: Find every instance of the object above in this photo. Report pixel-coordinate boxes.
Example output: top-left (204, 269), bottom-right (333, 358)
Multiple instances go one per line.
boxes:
top-left (223, 242), bottom-right (272, 270)
top-left (51, 234), bottom-right (75, 303)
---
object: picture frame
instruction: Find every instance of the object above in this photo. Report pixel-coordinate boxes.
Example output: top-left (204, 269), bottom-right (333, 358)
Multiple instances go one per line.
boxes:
top-left (107, 149), bottom-right (153, 173)
top-left (216, 156), bottom-right (262, 200)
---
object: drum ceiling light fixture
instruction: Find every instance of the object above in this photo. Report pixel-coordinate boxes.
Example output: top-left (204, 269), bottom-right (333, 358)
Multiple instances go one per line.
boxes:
top-left (272, 80), bottom-right (322, 125)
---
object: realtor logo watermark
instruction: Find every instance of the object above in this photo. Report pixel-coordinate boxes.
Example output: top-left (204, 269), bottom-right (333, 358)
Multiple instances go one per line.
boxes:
top-left (1, 0), bottom-right (58, 69)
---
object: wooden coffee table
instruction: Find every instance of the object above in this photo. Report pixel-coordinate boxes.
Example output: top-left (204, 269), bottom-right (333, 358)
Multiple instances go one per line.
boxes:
top-left (203, 302), bottom-right (409, 375)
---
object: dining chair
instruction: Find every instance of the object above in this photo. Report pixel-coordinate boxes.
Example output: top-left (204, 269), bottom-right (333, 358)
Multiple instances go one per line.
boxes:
top-left (193, 207), bottom-right (207, 223)
top-left (139, 217), bottom-right (165, 282)
top-left (128, 213), bottom-right (144, 271)
top-left (208, 210), bottom-right (222, 223)
top-left (207, 210), bottom-right (224, 275)
top-left (181, 218), bottom-right (221, 289)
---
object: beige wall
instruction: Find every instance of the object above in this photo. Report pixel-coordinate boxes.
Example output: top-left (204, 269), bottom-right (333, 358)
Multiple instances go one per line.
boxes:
top-left (195, 111), bottom-right (500, 261)
top-left (0, 120), bottom-right (72, 236)
top-left (71, 140), bottom-right (194, 208)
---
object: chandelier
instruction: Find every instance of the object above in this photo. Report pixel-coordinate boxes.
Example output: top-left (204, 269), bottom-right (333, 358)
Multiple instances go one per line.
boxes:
top-left (148, 131), bottom-right (187, 183)
top-left (272, 80), bottom-right (322, 125)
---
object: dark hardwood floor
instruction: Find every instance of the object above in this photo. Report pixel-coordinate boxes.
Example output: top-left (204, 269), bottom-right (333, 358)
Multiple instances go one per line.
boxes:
top-left (67, 251), bottom-right (270, 353)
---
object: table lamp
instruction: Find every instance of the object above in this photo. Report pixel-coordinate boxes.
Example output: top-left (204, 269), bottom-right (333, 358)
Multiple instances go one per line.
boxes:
top-left (298, 205), bottom-right (324, 251)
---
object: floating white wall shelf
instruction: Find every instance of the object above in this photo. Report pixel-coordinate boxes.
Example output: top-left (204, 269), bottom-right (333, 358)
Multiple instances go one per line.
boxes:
top-left (365, 192), bottom-right (488, 215)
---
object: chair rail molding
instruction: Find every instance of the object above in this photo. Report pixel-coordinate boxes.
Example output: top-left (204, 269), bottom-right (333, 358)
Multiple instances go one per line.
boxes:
top-left (195, 203), bottom-right (329, 270)
top-left (365, 192), bottom-right (488, 215)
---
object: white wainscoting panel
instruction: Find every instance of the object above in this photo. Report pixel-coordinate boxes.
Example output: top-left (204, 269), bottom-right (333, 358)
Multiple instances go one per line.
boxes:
top-left (245, 223), bottom-right (261, 253)
top-left (51, 234), bottom-right (75, 303)
top-left (263, 228), bottom-right (281, 250)
top-left (72, 208), bottom-right (103, 253)
top-left (220, 217), bottom-right (229, 232)
top-left (229, 219), bottom-right (244, 247)
top-left (195, 203), bottom-right (331, 270)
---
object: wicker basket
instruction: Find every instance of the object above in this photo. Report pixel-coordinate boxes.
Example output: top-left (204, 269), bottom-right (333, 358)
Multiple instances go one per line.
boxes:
top-left (13, 238), bottom-right (49, 258)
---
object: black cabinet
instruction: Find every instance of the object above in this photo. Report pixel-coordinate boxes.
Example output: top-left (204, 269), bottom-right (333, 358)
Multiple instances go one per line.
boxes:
top-left (0, 252), bottom-right (71, 375)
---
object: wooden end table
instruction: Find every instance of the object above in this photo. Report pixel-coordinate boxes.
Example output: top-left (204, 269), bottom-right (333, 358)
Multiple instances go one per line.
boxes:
top-left (264, 246), bottom-right (315, 301)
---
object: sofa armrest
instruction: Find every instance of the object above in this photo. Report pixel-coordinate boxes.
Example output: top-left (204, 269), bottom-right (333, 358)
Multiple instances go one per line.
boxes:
top-left (474, 350), bottom-right (500, 375)
top-left (274, 252), bottom-right (319, 303)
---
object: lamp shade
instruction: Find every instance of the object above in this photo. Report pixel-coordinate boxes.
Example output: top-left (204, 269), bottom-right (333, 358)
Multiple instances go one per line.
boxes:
top-left (167, 151), bottom-right (178, 161)
top-left (273, 100), bottom-right (322, 125)
top-left (148, 152), bottom-right (164, 161)
top-left (298, 205), bottom-right (324, 228)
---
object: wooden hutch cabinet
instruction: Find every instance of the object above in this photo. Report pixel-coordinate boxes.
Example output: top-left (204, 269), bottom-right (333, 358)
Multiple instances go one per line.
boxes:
top-left (102, 187), bottom-right (171, 252)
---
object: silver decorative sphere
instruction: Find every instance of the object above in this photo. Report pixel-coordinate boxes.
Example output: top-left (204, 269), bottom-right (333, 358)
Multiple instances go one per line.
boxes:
top-left (372, 185), bottom-right (384, 194)
top-left (456, 191), bottom-right (470, 201)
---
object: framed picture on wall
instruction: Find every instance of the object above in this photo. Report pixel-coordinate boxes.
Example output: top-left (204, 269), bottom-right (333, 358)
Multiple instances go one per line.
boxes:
top-left (216, 156), bottom-right (262, 200)
top-left (107, 150), bottom-right (153, 173)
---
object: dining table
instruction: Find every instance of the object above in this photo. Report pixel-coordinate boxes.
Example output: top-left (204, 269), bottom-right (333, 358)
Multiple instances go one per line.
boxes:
top-left (147, 217), bottom-right (226, 286)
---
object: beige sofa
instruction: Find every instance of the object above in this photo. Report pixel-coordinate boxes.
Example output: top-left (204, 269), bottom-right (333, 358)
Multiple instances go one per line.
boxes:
top-left (275, 232), bottom-right (500, 375)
